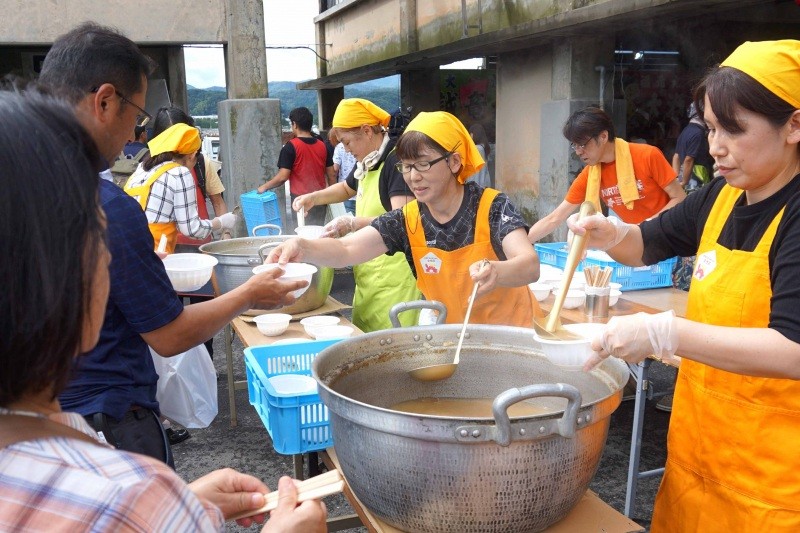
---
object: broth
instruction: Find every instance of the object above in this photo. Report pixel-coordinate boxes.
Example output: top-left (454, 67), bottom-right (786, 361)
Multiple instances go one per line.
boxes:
top-left (390, 397), bottom-right (551, 418)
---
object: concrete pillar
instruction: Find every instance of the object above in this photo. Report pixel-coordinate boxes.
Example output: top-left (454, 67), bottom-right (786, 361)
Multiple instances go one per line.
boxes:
top-left (166, 46), bottom-right (188, 111)
top-left (399, 0), bottom-right (418, 54)
top-left (400, 68), bottom-right (439, 115)
top-left (218, 99), bottom-right (284, 237)
top-left (494, 46), bottom-right (552, 226)
top-left (225, 0), bottom-right (268, 99)
top-left (317, 87), bottom-right (344, 131)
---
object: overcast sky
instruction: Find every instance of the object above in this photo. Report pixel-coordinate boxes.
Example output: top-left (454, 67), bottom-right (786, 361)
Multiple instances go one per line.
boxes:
top-left (184, 0), bottom-right (318, 87)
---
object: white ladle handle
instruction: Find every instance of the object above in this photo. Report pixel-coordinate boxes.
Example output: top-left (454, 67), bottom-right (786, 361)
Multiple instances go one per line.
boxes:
top-left (454, 260), bottom-right (487, 365)
top-left (297, 206), bottom-right (305, 227)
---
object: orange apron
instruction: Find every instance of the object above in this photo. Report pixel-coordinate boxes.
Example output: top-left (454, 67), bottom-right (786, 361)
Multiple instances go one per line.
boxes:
top-left (124, 162), bottom-right (180, 253)
top-left (651, 185), bottom-right (800, 531)
top-left (404, 188), bottom-right (541, 327)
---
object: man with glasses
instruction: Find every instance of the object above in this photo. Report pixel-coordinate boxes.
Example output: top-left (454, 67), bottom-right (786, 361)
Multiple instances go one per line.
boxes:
top-left (528, 106), bottom-right (685, 243)
top-left (38, 22), bottom-right (302, 468)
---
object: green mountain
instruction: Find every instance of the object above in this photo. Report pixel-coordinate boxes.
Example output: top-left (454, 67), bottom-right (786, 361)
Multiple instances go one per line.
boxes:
top-left (188, 76), bottom-right (402, 125)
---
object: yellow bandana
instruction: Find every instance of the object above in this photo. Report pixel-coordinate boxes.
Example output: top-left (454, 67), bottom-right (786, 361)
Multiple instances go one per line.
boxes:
top-left (403, 111), bottom-right (484, 184)
top-left (332, 99), bottom-right (391, 128)
top-left (585, 138), bottom-right (639, 211)
top-left (720, 40), bottom-right (800, 109)
top-left (148, 123), bottom-right (201, 156)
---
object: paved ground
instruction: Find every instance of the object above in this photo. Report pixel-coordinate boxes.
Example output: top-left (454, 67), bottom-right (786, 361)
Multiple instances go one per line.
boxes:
top-left (174, 269), bottom-right (676, 532)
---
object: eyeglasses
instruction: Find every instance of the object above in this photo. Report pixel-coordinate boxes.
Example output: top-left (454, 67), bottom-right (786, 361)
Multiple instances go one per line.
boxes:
top-left (395, 145), bottom-right (459, 174)
top-left (90, 86), bottom-right (151, 127)
top-left (570, 137), bottom-right (595, 152)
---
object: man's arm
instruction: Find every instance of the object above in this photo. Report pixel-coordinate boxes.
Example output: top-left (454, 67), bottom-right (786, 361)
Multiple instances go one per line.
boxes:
top-left (527, 200), bottom-right (579, 243)
top-left (654, 180), bottom-right (687, 216)
top-left (257, 168), bottom-right (291, 194)
top-left (680, 155), bottom-right (695, 187)
top-left (325, 165), bottom-right (337, 187)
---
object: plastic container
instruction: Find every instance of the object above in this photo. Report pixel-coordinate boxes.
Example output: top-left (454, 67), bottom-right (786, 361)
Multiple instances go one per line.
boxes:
top-left (240, 190), bottom-right (282, 236)
top-left (528, 282), bottom-right (551, 302)
top-left (300, 315), bottom-right (340, 337)
top-left (534, 323), bottom-right (604, 370)
top-left (534, 242), bottom-right (677, 291)
top-left (162, 253), bottom-right (218, 292)
top-left (244, 339), bottom-right (339, 455)
top-left (310, 325), bottom-right (354, 340)
top-left (295, 225), bottom-right (326, 240)
top-left (253, 313), bottom-right (292, 336)
top-left (252, 263), bottom-right (317, 298)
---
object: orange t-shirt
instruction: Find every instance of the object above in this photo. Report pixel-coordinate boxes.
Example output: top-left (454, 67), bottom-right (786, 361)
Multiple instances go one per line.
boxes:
top-left (565, 142), bottom-right (676, 223)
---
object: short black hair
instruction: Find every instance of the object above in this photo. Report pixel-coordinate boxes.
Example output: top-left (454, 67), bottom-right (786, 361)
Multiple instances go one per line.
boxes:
top-left (39, 21), bottom-right (154, 105)
top-left (289, 107), bottom-right (314, 132)
top-left (0, 89), bottom-right (105, 406)
top-left (562, 106), bottom-right (616, 144)
top-left (695, 66), bottom-right (797, 134)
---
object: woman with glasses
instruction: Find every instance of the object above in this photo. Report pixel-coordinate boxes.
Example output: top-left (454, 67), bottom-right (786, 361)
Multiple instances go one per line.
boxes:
top-left (268, 111), bottom-right (541, 328)
top-left (527, 106), bottom-right (686, 243)
top-left (124, 123), bottom-right (236, 254)
top-left (291, 98), bottom-right (421, 332)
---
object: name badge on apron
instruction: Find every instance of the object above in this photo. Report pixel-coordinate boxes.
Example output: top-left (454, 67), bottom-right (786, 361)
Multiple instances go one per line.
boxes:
top-left (420, 252), bottom-right (442, 275)
top-left (694, 249), bottom-right (717, 281)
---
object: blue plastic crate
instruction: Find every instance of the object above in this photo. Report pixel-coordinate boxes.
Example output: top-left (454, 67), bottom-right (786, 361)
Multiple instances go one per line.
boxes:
top-left (244, 339), bottom-right (338, 455)
top-left (240, 190), bottom-right (282, 236)
top-left (534, 242), bottom-right (677, 291)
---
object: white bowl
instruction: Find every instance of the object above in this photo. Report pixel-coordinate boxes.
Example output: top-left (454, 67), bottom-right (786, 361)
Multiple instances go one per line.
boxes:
top-left (548, 278), bottom-right (585, 292)
top-left (300, 315), bottom-right (340, 337)
top-left (609, 289), bottom-right (622, 307)
top-left (609, 282), bottom-right (622, 292)
top-left (295, 225), bottom-right (326, 239)
top-left (252, 262), bottom-right (317, 298)
top-left (162, 253), bottom-right (218, 292)
top-left (551, 288), bottom-right (585, 309)
top-left (534, 323), bottom-right (604, 369)
top-left (527, 282), bottom-right (551, 302)
top-left (253, 313), bottom-right (292, 336)
top-left (310, 325), bottom-right (354, 340)
top-left (268, 374), bottom-right (317, 395)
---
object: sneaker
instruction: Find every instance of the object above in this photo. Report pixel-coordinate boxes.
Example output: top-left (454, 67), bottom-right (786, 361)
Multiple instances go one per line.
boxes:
top-left (621, 377), bottom-right (638, 401)
top-left (655, 394), bottom-right (673, 413)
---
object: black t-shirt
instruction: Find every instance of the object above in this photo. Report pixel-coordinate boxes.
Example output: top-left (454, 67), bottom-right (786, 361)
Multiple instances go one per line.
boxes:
top-left (640, 175), bottom-right (800, 343)
top-left (371, 181), bottom-right (529, 277)
top-left (345, 138), bottom-right (412, 212)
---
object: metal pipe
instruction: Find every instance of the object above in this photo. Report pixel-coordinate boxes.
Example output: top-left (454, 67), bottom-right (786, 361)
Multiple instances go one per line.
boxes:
top-left (595, 65), bottom-right (606, 110)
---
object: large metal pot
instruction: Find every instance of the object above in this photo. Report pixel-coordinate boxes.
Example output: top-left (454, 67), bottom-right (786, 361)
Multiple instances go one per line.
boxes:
top-left (199, 235), bottom-right (334, 314)
top-left (313, 324), bottom-right (628, 532)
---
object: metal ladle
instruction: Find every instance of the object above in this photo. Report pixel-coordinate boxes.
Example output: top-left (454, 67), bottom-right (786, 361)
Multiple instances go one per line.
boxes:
top-left (533, 201), bottom-right (596, 341)
top-left (409, 263), bottom-right (485, 382)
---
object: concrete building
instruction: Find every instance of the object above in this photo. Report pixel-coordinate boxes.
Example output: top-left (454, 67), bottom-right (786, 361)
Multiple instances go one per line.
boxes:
top-left (304, 0), bottom-right (800, 239)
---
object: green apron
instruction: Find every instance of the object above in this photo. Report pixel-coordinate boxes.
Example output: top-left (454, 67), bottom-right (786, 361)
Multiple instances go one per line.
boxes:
top-left (351, 159), bottom-right (421, 331)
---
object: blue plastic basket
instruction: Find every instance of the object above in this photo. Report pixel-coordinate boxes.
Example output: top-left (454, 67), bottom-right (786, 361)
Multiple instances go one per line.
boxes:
top-left (534, 242), bottom-right (677, 291)
top-left (240, 190), bottom-right (282, 236)
top-left (244, 339), bottom-right (337, 455)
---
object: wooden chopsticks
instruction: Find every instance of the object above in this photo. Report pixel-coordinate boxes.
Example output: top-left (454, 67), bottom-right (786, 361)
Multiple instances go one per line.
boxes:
top-left (228, 470), bottom-right (344, 521)
top-left (584, 265), bottom-right (612, 288)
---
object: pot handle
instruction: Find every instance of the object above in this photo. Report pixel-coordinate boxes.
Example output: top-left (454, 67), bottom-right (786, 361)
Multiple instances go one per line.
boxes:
top-left (257, 242), bottom-right (281, 264)
top-left (492, 383), bottom-right (582, 446)
top-left (252, 223), bottom-right (282, 237)
top-left (389, 300), bottom-right (448, 327)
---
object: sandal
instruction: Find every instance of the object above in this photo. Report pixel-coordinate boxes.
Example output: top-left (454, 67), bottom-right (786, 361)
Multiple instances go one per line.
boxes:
top-left (166, 427), bottom-right (191, 445)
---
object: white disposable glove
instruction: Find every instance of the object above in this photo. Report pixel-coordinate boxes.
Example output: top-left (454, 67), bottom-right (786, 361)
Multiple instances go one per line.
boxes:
top-left (212, 212), bottom-right (237, 231)
top-left (585, 311), bottom-right (679, 371)
top-left (566, 213), bottom-right (632, 251)
top-left (321, 214), bottom-right (356, 239)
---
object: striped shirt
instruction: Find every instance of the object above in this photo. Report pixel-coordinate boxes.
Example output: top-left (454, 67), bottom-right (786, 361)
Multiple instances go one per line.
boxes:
top-left (127, 162), bottom-right (214, 239)
top-left (0, 411), bottom-right (223, 532)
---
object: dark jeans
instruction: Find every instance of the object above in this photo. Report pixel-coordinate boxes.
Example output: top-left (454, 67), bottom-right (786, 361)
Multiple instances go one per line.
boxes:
top-left (85, 407), bottom-right (174, 468)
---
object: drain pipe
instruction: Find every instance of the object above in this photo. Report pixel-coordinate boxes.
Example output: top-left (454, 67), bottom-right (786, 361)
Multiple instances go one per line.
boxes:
top-left (595, 66), bottom-right (605, 109)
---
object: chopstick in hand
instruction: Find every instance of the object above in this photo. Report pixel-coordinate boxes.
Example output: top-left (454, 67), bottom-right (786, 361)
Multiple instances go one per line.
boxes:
top-left (228, 470), bottom-right (344, 521)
